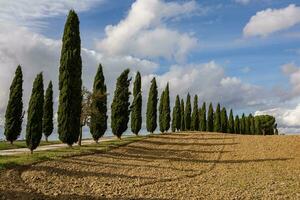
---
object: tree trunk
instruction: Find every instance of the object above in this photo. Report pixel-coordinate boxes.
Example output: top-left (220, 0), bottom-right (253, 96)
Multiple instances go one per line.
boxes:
top-left (30, 149), bottom-right (33, 154)
top-left (45, 136), bottom-right (48, 143)
top-left (10, 141), bottom-right (13, 145)
top-left (78, 126), bottom-right (83, 146)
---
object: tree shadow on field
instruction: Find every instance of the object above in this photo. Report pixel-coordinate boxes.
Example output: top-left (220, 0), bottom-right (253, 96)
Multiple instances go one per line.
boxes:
top-left (0, 189), bottom-right (169, 200)
top-left (139, 140), bottom-right (239, 146)
top-left (28, 165), bottom-right (156, 180)
top-left (101, 151), bottom-right (293, 165)
top-left (125, 145), bottom-right (232, 154)
top-left (148, 136), bottom-right (235, 140)
top-left (67, 157), bottom-right (198, 172)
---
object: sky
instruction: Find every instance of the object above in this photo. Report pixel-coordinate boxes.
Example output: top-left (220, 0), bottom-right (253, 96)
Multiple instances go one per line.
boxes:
top-left (1, 0), bottom-right (300, 137)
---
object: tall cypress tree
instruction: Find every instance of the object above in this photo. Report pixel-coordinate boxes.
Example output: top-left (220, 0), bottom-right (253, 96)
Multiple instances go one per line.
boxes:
top-left (235, 115), bottom-right (240, 134)
top-left (191, 95), bottom-right (199, 131)
top-left (200, 102), bottom-right (206, 131)
top-left (26, 73), bottom-right (44, 154)
top-left (90, 64), bottom-right (107, 142)
top-left (174, 95), bottom-right (181, 131)
top-left (146, 77), bottom-right (158, 133)
top-left (249, 114), bottom-right (255, 134)
top-left (221, 107), bottom-right (228, 133)
top-left (43, 81), bottom-right (53, 142)
top-left (214, 103), bottom-right (221, 132)
top-left (240, 113), bottom-right (246, 134)
top-left (163, 83), bottom-right (171, 132)
top-left (245, 115), bottom-right (250, 134)
top-left (130, 71), bottom-right (142, 135)
top-left (228, 109), bottom-right (234, 133)
top-left (185, 93), bottom-right (191, 130)
top-left (159, 91), bottom-right (165, 133)
top-left (207, 103), bottom-right (214, 132)
top-left (111, 69), bottom-right (131, 138)
top-left (180, 99), bottom-right (185, 131)
top-left (171, 105), bottom-right (176, 132)
top-left (4, 66), bottom-right (23, 144)
top-left (58, 10), bottom-right (82, 146)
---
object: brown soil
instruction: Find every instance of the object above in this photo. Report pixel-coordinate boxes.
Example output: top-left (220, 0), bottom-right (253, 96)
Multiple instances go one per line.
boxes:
top-left (0, 132), bottom-right (299, 200)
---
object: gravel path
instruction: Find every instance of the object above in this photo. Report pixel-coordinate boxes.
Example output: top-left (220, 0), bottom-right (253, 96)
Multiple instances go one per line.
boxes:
top-left (0, 132), bottom-right (299, 199)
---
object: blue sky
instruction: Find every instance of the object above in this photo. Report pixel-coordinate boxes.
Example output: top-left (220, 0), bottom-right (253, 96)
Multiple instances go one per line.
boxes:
top-left (1, 0), bottom-right (300, 135)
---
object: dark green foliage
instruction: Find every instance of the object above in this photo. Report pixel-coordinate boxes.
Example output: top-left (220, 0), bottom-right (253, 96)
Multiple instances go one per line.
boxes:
top-left (171, 105), bottom-right (176, 132)
top-left (26, 73), bottom-right (44, 153)
top-left (58, 10), bottom-right (82, 146)
top-left (4, 66), bottom-right (23, 144)
top-left (130, 71), bottom-right (142, 135)
top-left (163, 84), bottom-right (171, 132)
top-left (245, 115), bottom-right (251, 134)
top-left (174, 95), bottom-right (181, 131)
top-left (207, 103), bottom-right (214, 132)
top-left (200, 102), bottom-right (206, 131)
top-left (235, 115), bottom-right (240, 134)
top-left (249, 114), bottom-right (255, 134)
top-left (221, 107), bottom-right (228, 133)
top-left (159, 91), bottom-right (165, 133)
top-left (90, 64), bottom-right (107, 141)
top-left (214, 103), bottom-right (221, 132)
top-left (191, 95), bottom-right (199, 131)
top-left (228, 109), bottom-right (234, 133)
top-left (180, 99), bottom-right (185, 131)
top-left (43, 81), bottom-right (53, 142)
top-left (111, 69), bottom-right (131, 138)
top-left (254, 115), bottom-right (276, 135)
top-left (185, 93), bottom-right (191, 130)
top-left (240, 113), bottom-right (246, 134)
top-left (146, 78), bottom-right (158, 133)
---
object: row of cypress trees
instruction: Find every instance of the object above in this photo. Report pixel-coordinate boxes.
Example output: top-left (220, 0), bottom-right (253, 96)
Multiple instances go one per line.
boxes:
top-left (3, 10), bottom-right (278, 153)
top-left (4, 66), bottom-right (54, 153)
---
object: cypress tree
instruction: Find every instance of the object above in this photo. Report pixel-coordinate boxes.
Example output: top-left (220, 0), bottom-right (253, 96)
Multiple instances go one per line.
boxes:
top-left (146, 77), bottom-right (158, 133)
top-left (228, 109), bottom-right (234, 133)
top-left (130, 71), bottom-right (142, 135)
top-left (191, 95), bottom-right (199, 131)
top-left (43, 81), bottom-right (53, 142)
top-left (240, 113), bottom-right (246, 134)
top-left (4, 66), bottom-right (23, 144)
top-left (207, 103), bottom-right (214, 132)
top-left (26, 73), bottom-right (44, 154)
top-left (171, 105), bottom-right (176, 132)
top-left (90, 64), bottom-right (107, 142)
top-left (235, 115), bottom-right (240, 134)
top-left (200, 102), bottom-right (206, 131)
top-left (163, 83), bottom-right (171, 132)
top-left (185, 93), bottom-right (191, 130)
top-left (249, 114), bottom-right (255, 134)
top-left (159, 91), bottom-right (165, 133)
top-left (174, 95), bottom-right (181, 131)
top-left (58, 10), bottom-right (82, 146)
top-left (245, 115), bottom-right (250, 134)
top-left (221, 107), bottom-right (228, 133)
top-left (180, 99), bottom-right (185, 131)
top-left (214, 103), bottom-right (221, 132)
top-left (111, 69), bottom-right (131, 138)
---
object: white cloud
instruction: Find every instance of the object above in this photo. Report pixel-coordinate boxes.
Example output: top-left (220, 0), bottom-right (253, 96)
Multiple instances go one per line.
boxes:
top-left (0, 0), bottom-right (103, 29)
top-left (278, 62), bottom-right (300, 100)
top-left (235, 0), bottom-right (251, 5)
top-left (141, 61), bottom-right (264, 110)
top-left (243, 4), bottom-right (300, 37)
top-left (96, 0), bottom-right (199, 62)
top-left (255, 104), bottom-right (300, 133)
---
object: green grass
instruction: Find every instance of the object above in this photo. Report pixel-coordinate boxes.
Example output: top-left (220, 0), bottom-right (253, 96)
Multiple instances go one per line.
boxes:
top-left (0, 140), bottom-right (61, 150)
top-left (0, 136), bottom-right (145, 170)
